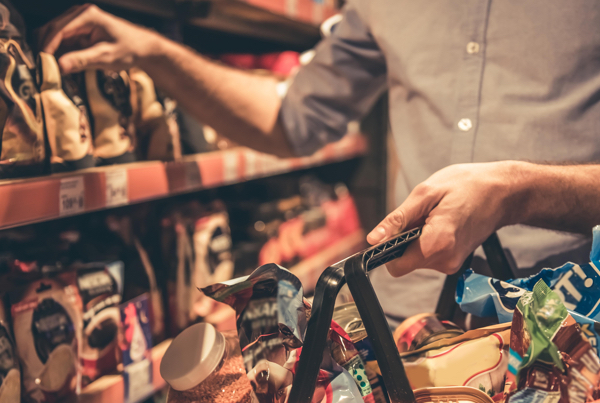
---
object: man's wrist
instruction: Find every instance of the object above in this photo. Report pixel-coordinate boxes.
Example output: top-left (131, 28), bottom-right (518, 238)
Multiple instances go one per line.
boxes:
top-left (495, 160), bottom-right (538, 228)
top-left (137, 31), bottom-right (172, 70)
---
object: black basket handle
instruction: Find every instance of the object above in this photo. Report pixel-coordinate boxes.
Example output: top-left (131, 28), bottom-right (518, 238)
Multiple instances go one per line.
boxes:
top-left (289, 228), bottom-right (421, 403)
top-left (435, 232), bottom-right (513, 320)
top-left (290, 228), bottom-right (511, 403)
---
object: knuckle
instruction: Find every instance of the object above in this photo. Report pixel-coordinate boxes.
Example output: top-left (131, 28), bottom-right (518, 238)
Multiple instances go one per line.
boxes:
top-left (413, 182), bottom-right (432, 196)
top-left (85, 4), bottom-right (100, 13)
top-left (387, 209), bottom-right (406, 229)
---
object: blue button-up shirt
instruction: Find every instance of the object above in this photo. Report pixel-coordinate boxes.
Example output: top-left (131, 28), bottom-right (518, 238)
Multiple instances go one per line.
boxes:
top-left (280, 0), bottom-right (598, 318)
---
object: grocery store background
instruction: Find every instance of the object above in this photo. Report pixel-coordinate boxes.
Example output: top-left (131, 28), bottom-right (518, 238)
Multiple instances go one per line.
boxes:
top-left (2, 0), bottom-right (391, 401)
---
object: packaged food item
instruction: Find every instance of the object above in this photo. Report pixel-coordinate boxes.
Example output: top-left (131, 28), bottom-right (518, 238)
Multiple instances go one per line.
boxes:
top-left (85, 69), bottom-right (136, 165)
top-left (37, 52), bottom-right (94, 172)
top-left (400, 325), bottom-right (510, 399)
top-left (506, 280), bottom-right (600, 403)
top-left (75, 262), bottom-right (123, 385)
top-left (333, 301), bottom-right (389, 403)
top-left (0, 299), bottom-right (19, 403)
top-left (393, 313), bottom-right (464, 354)
top-left (457, 227), bottom-right (600, 359)
top-left (192, 208), bottom-right (233, 321)
top-left (164, 201), bottom-right (233, 334)
top-left (129, 68), bottom-right (181, 161)
top-left (202, 263), bottom-right (364, 403)
top-left (413, 386), bottom-right (494, 403)
top-left (458, 225), bottom-right (600, 323)
top-left (329, 322), bottom-right (376, 403)
top-left (120, 293), bottom-right (153, 403)
top-left (161, 322), bottom-right (253, 403)
top-left (11, 276), bottom-right (82, 402)
top-left (0, 38), bottom-right (44, 178)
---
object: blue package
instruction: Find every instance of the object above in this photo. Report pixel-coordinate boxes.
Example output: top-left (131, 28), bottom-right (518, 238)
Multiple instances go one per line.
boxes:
top-left (456, 225), bottom-right (600, 356)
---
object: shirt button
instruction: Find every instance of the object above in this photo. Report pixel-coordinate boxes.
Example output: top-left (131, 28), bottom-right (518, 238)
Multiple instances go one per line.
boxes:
top-left (458, 118), bottom-right (472, 131)
top-left (466, 42), bottom-right (480, 54)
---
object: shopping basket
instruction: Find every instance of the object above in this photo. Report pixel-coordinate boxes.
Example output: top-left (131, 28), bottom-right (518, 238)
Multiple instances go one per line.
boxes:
top-left (289, 227), bottom-right (513, 403)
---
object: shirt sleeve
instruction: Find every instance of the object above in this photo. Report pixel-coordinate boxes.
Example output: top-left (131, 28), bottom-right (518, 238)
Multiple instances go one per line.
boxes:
top-left (280, 3), bottom-right (387, 156)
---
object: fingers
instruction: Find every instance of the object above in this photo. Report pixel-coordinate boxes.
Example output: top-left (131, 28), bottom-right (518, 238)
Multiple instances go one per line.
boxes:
top-left (367, 183), bottom-right (443, 245)
top-left (41, 4), bottom-right (104, 55)
top-left (37, 4), bottom-right (88, 50)
top-left (384, 220), bottom-right (467, 277)
top-left (57, 43), bottom-right (115, 74)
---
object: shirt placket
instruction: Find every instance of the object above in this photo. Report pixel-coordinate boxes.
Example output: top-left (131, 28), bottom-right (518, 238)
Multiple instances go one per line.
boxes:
top-left (449, 0), bottom-right (492, 164)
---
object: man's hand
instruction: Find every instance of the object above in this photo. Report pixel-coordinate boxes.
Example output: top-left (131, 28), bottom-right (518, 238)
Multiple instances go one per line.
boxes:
top-left (367, 161), bottom-right (527, 277)
top-left (38, 4), bottom-right (161, 74)
top-left (37, 4), bottom-right (293, 157)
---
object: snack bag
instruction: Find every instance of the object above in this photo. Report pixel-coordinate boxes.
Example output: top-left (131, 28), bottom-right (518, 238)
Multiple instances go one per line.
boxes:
top-left (329, 322), bottom-right (376, 403)
top-left (129, 68), bottom-right (181, 161)
top-left (0, 38), bottom-right (44, 178)
top-left (11, 276), bottom-right (82, 402)
top-left (399, 324), bottom-right (510, 399)
top-left (458, 226), bottom-right (600, 321)
top-left (37, 52), bottom-right (95, 172)
top-left (202, 263), bottom-right (364, 403)
top-left (120, 294), bottom-right (153, 403)
top-left (0, 299), bottom-right (19, 403)
top-left (75, 262), bottom-right (124, 385)
top-left (85, 69), bottom-right (136, 165)
top-left (506, 280), bottom-right (600, 403)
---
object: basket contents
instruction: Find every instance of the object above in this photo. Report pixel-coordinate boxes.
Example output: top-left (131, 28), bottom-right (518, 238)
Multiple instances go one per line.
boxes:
top-left (202, 263), bottom-right (366, 402)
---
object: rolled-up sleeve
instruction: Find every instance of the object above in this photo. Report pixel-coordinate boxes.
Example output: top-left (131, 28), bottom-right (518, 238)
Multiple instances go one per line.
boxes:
top-left (280, 3), bottom-right (387, 156)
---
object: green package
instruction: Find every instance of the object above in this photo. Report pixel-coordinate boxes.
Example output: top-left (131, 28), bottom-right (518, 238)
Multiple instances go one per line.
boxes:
top-left (514, 279), bottom-right (565, 378)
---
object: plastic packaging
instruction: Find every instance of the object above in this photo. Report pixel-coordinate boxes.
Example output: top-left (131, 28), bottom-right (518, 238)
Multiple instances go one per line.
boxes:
top-left (10, 276), bottom-right (82, 402)
top-left (0, 299), bottom-right (19, 403)
top-left (506, 280), bottom-right (600, 403)
top-left (202, 263), bottom-right (364, 403)
top-left (75, 262), bottom-right (123, 385)
top-left (161, 323), bottom-right (253, 403)
top-left (332, 302), bottom-right (389, 403)
top-left (456, 227), bottom-right (600, 358)
top-left (393, 313), bottom-right (464, 354)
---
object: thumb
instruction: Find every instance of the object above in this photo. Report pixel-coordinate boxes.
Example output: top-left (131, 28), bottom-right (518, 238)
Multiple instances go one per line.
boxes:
top-left (57, 42), bottom-right (115, 74)
top-left (367, 185), bottom-right (441, 245)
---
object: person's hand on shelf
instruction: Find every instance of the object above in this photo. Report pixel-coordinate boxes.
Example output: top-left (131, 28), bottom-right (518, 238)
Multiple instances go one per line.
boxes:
top-left (366, 161), bottom-right (526, 277)
top-left (38, 4), bottom-right (162, 74)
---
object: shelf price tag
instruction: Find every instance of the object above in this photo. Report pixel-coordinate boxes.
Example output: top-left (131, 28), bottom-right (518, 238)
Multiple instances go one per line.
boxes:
top-left (106, 169), bottom-right (128, 207)
top-left (59, 177), bottom-right (84, 216)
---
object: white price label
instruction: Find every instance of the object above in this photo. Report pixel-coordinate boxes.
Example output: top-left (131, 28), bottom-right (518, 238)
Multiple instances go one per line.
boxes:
top-left (105, 169), bottom-right (128, 207)
top-left (125, 359), bottom-right (152, 403)
top-left (59, 177), bottom-right (84, 216)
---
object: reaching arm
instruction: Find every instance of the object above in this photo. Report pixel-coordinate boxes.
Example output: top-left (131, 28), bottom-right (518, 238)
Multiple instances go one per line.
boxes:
top-left (39, 4), bottom-right (293, 157)
top-left (366, 161), bottom-right (600, 277)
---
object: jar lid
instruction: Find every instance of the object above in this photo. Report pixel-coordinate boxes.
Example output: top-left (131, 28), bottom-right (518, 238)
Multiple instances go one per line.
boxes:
top-left (160, 323), bottom-right (226, 391)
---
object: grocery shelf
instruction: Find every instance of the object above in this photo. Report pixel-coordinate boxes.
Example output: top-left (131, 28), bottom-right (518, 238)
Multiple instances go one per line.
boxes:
top-left (80, 338), bottom-right (171, 403)
top-left (93, 0), bottom-right (327, 48)
top-left (290, 229), bottom-right (366, 293)
top-left (0, 134), bottom-right (366, 230)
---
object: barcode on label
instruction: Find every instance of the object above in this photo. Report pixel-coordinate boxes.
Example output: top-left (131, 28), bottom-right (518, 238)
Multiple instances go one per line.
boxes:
top-left (59, 177), bottom-right (84, 216)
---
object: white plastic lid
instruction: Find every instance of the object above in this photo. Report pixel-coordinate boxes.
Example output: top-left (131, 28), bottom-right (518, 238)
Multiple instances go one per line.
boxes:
top-left (160, 323), bottom-right (226, 391)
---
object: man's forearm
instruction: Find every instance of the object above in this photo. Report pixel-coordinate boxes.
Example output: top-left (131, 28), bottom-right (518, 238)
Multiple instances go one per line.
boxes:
top-left (506, 161), bottom-right (600, 234)
top-left (138, 35), bottom-right (294, 157)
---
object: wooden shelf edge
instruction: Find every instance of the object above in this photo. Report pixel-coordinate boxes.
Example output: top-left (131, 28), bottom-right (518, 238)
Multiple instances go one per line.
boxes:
top-left (0, 135), bottom-right (367, 230)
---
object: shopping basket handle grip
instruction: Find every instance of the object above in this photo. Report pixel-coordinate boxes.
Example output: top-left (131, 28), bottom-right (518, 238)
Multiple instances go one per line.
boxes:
top-left (362, 227), bottom-right (422, 272)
